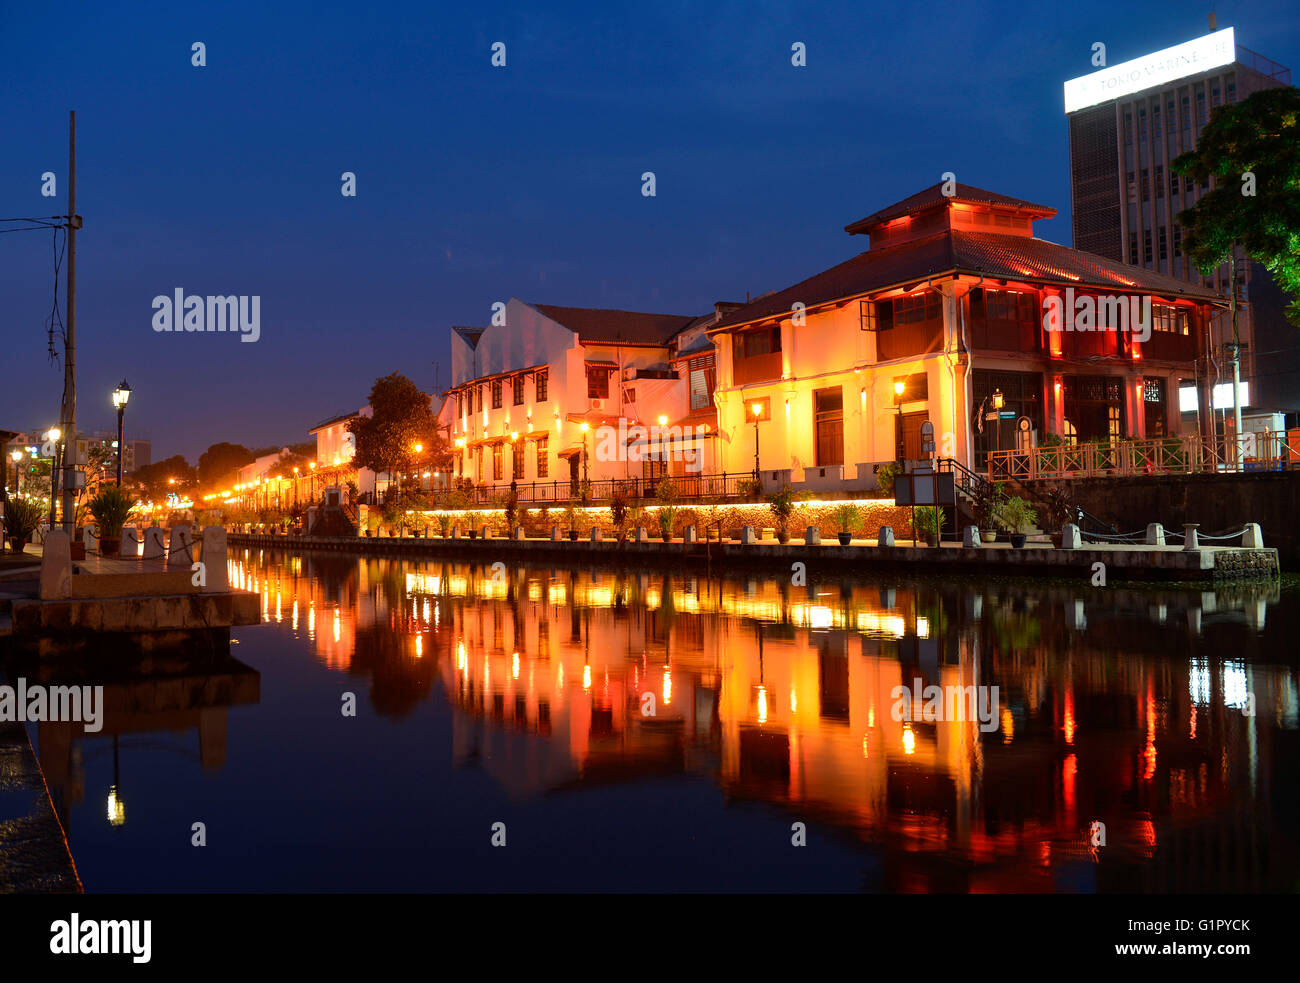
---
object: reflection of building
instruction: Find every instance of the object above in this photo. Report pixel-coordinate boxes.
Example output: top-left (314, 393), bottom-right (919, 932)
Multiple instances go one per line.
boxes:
top-left (233, 547), bottom-right (1299, 891)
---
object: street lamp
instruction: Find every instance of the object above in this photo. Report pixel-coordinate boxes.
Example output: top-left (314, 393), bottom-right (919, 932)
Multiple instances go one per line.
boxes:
top-left (46, 427), bottom-right (62, 525)
top-left (579, 421), bottom-right (590, 485)
top-left (991, 389), bottom-right (1005, 455)
top-left (292, 466), bottom-right (299, 506)
top-left (10, 449), bottom-right (22, 498)
top-left (893, 380), bottom-right (905, 460)
top-left (112, 380), bottom-right (132, 484)
top-left (749, 400), bottom-right (765, 481)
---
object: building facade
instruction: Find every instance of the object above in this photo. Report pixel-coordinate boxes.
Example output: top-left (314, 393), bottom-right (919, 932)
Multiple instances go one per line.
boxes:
top-left (447, 300), bottom-right (731, 494)
top-left (705, 182), bottom-right (1224, 484)
top-left (1065, 24), bottom-right (1297, 413)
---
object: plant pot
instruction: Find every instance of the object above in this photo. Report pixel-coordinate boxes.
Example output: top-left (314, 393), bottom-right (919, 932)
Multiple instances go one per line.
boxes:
top-left (101, 537), bottom-right (121, 556)
top-left (777, 530), bottom-right (789, 545)
top-left (469, 530), bottom-right (479, 539)
top-left (923, 532), bottom-right (939, 547)
top-left (1050, 533), bottom-right (1064, 549)
top-left (981, 529), bottom-right (998, 543)
top-left (837, 532), bottom-right (852, 546)
top-left (1010, 533), bottom-right (1027, 549)
top-left (364, 530), bottom-right (373, 537)
top-left (568, 530), bottom-right (578, 541)
top-left (9, 537), bottom-right (27, 554)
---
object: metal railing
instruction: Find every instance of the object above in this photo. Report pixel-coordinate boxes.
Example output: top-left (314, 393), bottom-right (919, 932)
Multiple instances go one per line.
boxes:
top-left (987, 431), bottom-right (1300, 481)
top-left (413, 472), bottom-right (765, 508)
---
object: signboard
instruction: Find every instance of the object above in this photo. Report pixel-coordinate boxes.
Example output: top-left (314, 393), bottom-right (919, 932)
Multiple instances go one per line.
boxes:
top-left (895, 472), bottom-right (956, 507)
top-left (1064, 28), bottom-right (1235, 113)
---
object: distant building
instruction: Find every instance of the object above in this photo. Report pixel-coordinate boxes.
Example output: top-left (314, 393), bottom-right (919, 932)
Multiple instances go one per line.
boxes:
top-left (1064, 24), bottom-right (1298, 414)
top-left (309, 407), bottom-right (377, 496)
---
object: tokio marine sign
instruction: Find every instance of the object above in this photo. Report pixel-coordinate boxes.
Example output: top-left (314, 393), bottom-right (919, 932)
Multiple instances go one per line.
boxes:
top-left (1064, 28), bottom-right (1236, 113)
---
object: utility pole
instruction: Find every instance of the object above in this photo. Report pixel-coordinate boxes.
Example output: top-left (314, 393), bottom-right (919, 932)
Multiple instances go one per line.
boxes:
top-left (59, 110), bottom-right (81, 535)
top-left (1228, 250), bottom-right (1244, 469)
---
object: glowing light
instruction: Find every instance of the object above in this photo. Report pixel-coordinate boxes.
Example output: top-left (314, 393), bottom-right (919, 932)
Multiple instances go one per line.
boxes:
top-left (756, 685), bottom-right (767, 723)
top-left (583, 664), bottom-right (592, 690)
top-left (658, 415), bottom-right (669, 426)
top-left (662, 668), bottom-right (672, 705)
top-left (107, 786), bottom-right (126, 826)
top-left (512, 652), bottom-right (520, 679)
top-left (902, 723), bottom-right (916, 755)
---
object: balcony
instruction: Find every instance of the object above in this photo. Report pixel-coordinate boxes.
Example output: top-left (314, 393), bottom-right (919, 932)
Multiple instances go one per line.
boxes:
top-left (733, 350), bottom-right (783, 386)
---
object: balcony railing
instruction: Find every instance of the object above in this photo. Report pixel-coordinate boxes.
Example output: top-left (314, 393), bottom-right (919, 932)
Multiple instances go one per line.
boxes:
top-left (987, 430), bottom-right (1300, 481)
top-left (422, 472), bottom-right (765, 507)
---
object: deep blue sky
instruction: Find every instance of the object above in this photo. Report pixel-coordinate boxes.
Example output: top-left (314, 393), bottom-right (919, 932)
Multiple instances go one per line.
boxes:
top-left (3, 1), bottom-right (1297, 461)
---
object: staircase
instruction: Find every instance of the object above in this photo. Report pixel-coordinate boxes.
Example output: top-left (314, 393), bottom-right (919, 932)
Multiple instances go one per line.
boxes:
top-left (310, 501), bottom-right (358, 537)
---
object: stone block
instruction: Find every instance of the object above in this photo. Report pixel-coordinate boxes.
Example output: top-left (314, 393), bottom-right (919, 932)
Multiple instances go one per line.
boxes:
top-left (878, 526), bottom-right (895, 547)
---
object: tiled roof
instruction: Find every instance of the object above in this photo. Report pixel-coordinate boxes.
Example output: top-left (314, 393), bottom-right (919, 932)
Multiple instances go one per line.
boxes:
top-left (534, 304), bottom-right (698, 346)
top-left (845, 182), bottom-right (1056, 234)
top-left (712, 229), bottom-right (1223, 332)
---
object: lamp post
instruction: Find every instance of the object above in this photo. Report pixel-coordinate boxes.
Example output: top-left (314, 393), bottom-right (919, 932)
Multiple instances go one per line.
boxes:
top-left (893, 380), bottom-right (905, 460)
top-left (46, 427), bottom-right (62, 526)
top-left (580, 422), bottom-right (590, 486)
top-left (10, 449), bottom-right (22, 499)
top-left (991, 389), bottom-right (1005, 455)
top-left (309, 461), bottom-right (317, 502)
top-left (292, 467), bottom-right (299, 506)
top-left (749, 401), bottom-right (764, 481)
top-left (112, 379), bottom-right (132, 484)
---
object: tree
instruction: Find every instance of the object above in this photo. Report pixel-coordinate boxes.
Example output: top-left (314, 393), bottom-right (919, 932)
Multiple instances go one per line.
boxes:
top-left (347, 373), bottom-right (448, 500)
top-left (197, 442), bottom-right (254, 489)
top-left (131, 455), bottom-right (196, 500)
top-left (1173, 87), bottom-right (1300, 325)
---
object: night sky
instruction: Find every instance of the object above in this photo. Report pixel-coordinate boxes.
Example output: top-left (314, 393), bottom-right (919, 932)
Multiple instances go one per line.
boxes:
top-left (3, 1), bottom-right (1297, 461)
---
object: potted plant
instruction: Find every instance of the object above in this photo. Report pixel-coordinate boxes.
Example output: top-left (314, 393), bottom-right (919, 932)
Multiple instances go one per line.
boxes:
top-left (466, 511), bottom-right (483, 539)
top-left (1044, 485), bottom-right (1076, 548)
top-left (436, 513), bottom-right (452, 538)
top-left (564, 505), bottom-right (579, 541)
top-left (972, 480), bottom-right (1005, 543)
top-left (503, 490), bottom-right (519, 534)
top-left (875, 461), bottom-right (901, 498)
top-left (914, 506), bottom-right (946, 547)
top-left (766, 487), bottom-right (794, 544)
top-left (831, 503), bottom-right (861, 546)
top-left (656, 504), bottom-right (679, 541)
top-left (609, 489), bottom-right (628, 542)
top-left (3, 498), bottom-right (44, 554)
top-left (999, 496), bottom-right (1037, 549)
top-left (88, 486), bottom-right (138, 557)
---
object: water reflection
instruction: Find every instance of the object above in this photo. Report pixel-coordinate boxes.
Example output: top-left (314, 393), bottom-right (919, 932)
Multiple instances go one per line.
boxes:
top-left (231, 548), bottom-right (1297, 892)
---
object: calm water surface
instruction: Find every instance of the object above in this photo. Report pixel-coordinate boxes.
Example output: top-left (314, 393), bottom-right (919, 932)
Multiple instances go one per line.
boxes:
top-left (27, 549), bottom-right (1300, 892)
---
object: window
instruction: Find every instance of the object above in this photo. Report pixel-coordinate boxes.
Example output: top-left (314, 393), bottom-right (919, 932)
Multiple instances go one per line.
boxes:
top-left (890, 291), bottom-right (941, 325)
top-left (1196, 90), bottom-right (1206, 128)
top-left (738, 324), bottom-right (781, 356)
top-left (586, 365), bottom-right (610, 399)
top-left (1143, 230), bottom-right (1153, 264)
top-left (1173, 226), bottom-right (1182, 257)
top-left (512, 375), bottom-right (524, 406)
top-left (491, 380), bottom-right (503, 409)
top-left (1155, 164), bottom-right (1164, 198)
top-left (1126, 170), bottom-right (1136, 203)
top-left (536, 434), bottom-right (548, 478)
top-left (475, 446), bottom-right (483, 479)
top-left (814, 388), bottom-right (844, 467)
top-left (1158, 226), bottom-right (1167, 261)
top-left (1128, 232), bottom-right (1139, 265)
top-left (1182, 95), bottom-right (1191, 130)
top-left (512, 440), bottom-right (524, 479)
top-left (1152, 304), bottom-right (1189, 335)
top-left (1138, 107), bottom-right (1147, 141)
top-left (535, 369), bottom-right (548, 402)
top-left (1140, 168), bottom-right (1149, 201)
top-left (688, 354), bottom-right (716, 410)
top-left (456, 393), bottom-right (463, 418)
top-left (1124, 110), bottom-right (1133, 145)
top-left (1153, 105), bottom-right (1161, 137)
top-left (492, 443), bottom-right (503, 480)
top-left (1170, 170), bottom-right (1179, 198)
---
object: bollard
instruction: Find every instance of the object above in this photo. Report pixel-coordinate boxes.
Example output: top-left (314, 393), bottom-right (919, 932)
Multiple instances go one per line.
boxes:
top-left (122, 526), bottom-right (142, 557)
top-left (550, 525), bottom-right (562, 542)
top-left (962, 526), bottom-right (981, 548)
top-left (1060, 523), bottom-right (1081, 549)
top-left (635, 526), bottom-right (649, 543)
top-left (39, 528), bottom-right (72, 600)
top-left (740, 526), bottom-right (756, 545)
top-left (1144, 523), bottom-right (1165, 546)
top-left (1241, 523), bottom-right (1264, 548)
top-left (82, 525), bottom-right (98, 551)
top-left (804, 525), bottom-right (821, 546)
top-left (168, 525), bottom-right (195, 569)
top-left (878, 526), bottom-right (895, 547)
top-left (684, 527), bottom-right (698, 543)
top-left (590, 527), bottom-right (603, 543)
top-left (200, 526), bottom-right (229, 593)
top-left (144, 527), bottom-right (166, 560)
top-left (1182, 523), bottom-right (1200, 551)
top-left (513, 525), bottom-right (525, 541)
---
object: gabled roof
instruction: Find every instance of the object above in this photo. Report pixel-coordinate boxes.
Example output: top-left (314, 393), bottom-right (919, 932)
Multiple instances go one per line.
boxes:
top-left (845, 182), bottom-right (1056, 235)
top-left (452, 326), bottom-right (484, 348)
top-left (533, 304), bottom-right (698, 347)
top-left (711, 229), bottom-right (1223, 332)
top-left (310, 410), bottom-right (360, 431)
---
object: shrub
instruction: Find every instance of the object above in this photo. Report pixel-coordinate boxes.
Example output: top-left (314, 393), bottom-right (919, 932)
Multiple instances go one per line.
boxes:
top-left (914, 506), bottom-right (946, 537)
top-left (88, 486), bottom-right (138, 537)
top-left (609, 489), bottom-right (628, 538)
top-left (998, 496), bottom-right (1037, 534)
top-left (657, 504), bottom-right (679, 540)
top-left (2, 497), bottom-right (45, 542)
top-left (875, 462), bottom-right (900, 497)
top-left (972, 480), bottom-right (1006, 529)
top-left (766, 487), bottom-right (795, 532)
top-left (1044, 485), bottom-right (1076, 532)
top-left (831, 502), bottom-right (861, 534)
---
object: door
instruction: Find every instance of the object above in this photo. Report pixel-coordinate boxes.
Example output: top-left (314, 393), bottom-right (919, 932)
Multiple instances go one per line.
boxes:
top-left (896, 411), bottom-right (930, 461)
top-left (814, 388), bottom-right (844, 466)
top-left (568, 454), bottom-right (579, 494)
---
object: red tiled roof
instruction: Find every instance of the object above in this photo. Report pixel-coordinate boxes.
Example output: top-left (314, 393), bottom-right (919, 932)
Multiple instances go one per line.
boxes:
top-left (845, 182), bottom-right (1056, 234)
top-left (711, 229), bottom-right (1223, 332)
top-left (533, 304), bottom-right (698, 346)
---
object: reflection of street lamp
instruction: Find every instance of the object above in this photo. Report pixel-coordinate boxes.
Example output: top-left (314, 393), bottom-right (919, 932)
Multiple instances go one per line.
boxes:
top-left (112, 379), bottom-right (132, 484)
top-left (992, 389), bottom-right (1005, 454)
top-left (749, 401), bottom-right (765, 480)
top-left (893, 380), bottom-right (905, 460)
top-left (107, 735), bottom-right (125, 827)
